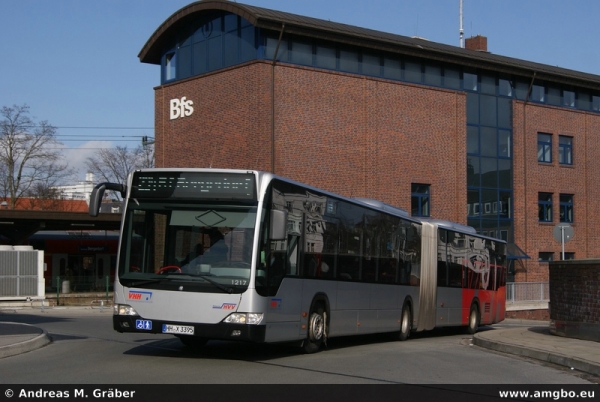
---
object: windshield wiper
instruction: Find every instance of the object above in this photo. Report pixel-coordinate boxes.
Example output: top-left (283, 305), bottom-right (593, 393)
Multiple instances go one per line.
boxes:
top-left (181, 273), bottom-right (234, 294)
top-left (123, 278), bottom-right (165, 287)
top-left (124, 273), bottom-right (186, 287)
top-left (123, 273), bottom-right (236, 294)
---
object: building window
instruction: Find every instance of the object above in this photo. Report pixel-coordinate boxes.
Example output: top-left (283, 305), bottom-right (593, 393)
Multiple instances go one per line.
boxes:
top-left (361, 52), bottom-right (381, 76)
top-left (404, 59), bottom-right (422, 83)
top-left (499, 191), bottom-right (511, 219)
top-left (577, 92), bottom-right (591, 110)
top-left (161, 13), bottom-right (258, 84)
top-left (563, 90), bottom-right (575, 107)
top-left (291, 40), bottom-right (313, 66)
top-left (165, 52), bottom-right (176, 81)
top-left (530, 84), bottom-right (545, 102)
top-left (547, 87), bottom-right (561, 105)
top-left (315, 44), bottom-right (336, 70)
top-left (339, 47), bottom-right (359, 73)
top-left (463, 72), bottom-right (478, 91)
top-left (498, 78), bottom-right (512, 97)
top-left (538, 193), bottom-right (553, 222)
top-left (480, 74), bottom-right (496, 94)
top-left (593, 95), bottom-right (600, 112)
top-left (537, 133), bottom-right (552, 163)
top-left (499, 130), bottom-right (511, 158)
top-left (560, 194), bottom-right (574, 223)
top-left (424, 64), bottom-right (442, 87)
top-left (558, 136), bottom-right (573, 165)
top-left (443, 68), bottom-right (460, 89)
top-left (411, 184), bottom-right (430, 217)
top-left (563, 252), bottom-right (575, 260)
top-left (538, 252), bottom-right (554, 262)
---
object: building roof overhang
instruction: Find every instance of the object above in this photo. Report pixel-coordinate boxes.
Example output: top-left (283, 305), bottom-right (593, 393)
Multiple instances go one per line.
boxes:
top-left (139, 0), bottom-right (600, 91)
top-left (0, 210), bottom-right (121, 245)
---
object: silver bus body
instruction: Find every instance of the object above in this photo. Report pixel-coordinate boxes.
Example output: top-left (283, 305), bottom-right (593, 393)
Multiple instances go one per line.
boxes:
top-left (91, 168), bottom-right (506, 352)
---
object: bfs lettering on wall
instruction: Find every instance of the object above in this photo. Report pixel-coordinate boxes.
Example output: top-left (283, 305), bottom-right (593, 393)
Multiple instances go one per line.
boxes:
top-left (170, 96), bottom-right (194, 120)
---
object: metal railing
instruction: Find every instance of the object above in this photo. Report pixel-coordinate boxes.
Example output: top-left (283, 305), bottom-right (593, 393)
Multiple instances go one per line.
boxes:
top-left (46, 275), bottom-right (113, 293)
top-left (53, 275), bottom-right (112, 307)
top-left (506, 282), bottom-right (549, 303)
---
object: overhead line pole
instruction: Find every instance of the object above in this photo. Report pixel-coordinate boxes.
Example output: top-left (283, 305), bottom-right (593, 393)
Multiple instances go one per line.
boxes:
top-left (459, 0), bottom-right (464, 48)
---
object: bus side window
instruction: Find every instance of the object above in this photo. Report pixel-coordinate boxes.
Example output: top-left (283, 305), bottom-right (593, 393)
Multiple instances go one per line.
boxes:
top-left (381, 259), bottom-right (397, 283)
top-left (286, 235), bottom-right (300, 276)
top-left (304, 252), bottom-right (320, 278)
top-left (437, 259), bottom-right (447, 287)
top-left (267, 252), bottom-right (286, 286)
top-left (362, 258), bottom-right (377, 282)
top-left (319, 255), bottom-right (334, 278)
top-left (398, 259), bottom-right (410, 285)
top-left (337, 254), bottom-right (355, 280)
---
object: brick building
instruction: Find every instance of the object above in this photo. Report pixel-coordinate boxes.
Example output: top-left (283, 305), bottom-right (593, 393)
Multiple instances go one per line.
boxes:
top-left (138, 0), bottom-right (600, 283)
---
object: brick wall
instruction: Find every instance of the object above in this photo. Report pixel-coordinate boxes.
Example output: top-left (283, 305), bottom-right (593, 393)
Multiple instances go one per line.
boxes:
top-left (505, 309), bottom-right (549, 320)
top-left (154, 62), bottom-right (273, 171)
top-left (512, 102), bottom-right (600, 283)
top-left (155, 60), bottom-right (467, 223)
top-left (548, 260), bottom-right (600, 341)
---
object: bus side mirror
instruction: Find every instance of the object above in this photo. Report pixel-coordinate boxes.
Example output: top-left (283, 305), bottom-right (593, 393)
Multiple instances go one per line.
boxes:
top-left (269, 209), bottom-right (288, 241)
top-left (89, 182), bottom-right (126, 217)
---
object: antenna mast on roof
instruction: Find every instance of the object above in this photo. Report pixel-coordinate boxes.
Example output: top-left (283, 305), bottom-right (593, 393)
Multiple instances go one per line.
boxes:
top-left (459, 0), bottom-right (464, 48)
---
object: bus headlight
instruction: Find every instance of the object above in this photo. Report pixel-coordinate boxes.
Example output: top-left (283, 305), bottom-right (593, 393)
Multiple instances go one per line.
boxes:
top-left (223, 313), bottom-right (264, 325)
top-left (113, 304), bottom-right (139, 316)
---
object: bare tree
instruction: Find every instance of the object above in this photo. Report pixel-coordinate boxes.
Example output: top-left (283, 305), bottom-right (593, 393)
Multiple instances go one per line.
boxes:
top-left (21, 183), bottom-right (64, 211)
top-left (0, 104), bottom-right (74, 209)
top-left (137, 143), bottom-right (155, 171)
top-left (85, 144), bottom-right (154, 189)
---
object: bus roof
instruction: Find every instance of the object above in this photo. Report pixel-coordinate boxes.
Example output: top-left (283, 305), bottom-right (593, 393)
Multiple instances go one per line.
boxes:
top-left (351, 197), bottom-right (410, 218)
top-left (130, 169), bottom-right (503, 242)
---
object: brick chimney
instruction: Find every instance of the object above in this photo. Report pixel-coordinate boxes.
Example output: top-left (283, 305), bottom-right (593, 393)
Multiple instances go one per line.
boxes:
top-left (465, 35), bottom-right (487, 52)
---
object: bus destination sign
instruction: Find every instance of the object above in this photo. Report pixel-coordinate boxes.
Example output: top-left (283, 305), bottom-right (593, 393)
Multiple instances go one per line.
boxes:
top-left (130, 172), bottom-right (256, 200)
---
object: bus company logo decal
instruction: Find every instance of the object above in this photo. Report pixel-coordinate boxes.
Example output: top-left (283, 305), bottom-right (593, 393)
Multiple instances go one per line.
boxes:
top-left (128, 291), bottom-right (153, 302)
top-left (213, 303), bottom-right (236, 310)
top-left (269, 298), bottom-right (282, 309)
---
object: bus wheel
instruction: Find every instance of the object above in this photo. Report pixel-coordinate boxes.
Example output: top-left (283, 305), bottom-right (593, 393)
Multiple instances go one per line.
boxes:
top-left (302, 305), bottom-right (326, 354)
top-left (399, 304), bottom-right (412, 341)
top-left (466, 304), bottom-right (480, 335)
top-left (177, 335), bottom-right (208, 349)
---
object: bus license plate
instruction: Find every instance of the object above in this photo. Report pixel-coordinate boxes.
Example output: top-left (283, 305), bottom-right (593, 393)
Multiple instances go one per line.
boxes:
top-left (162, 324), bottom-right (194, 335)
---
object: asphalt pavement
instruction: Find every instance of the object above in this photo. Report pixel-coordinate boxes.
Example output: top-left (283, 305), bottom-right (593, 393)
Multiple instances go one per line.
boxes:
top-left (0, 309), bottom-right (598, 378)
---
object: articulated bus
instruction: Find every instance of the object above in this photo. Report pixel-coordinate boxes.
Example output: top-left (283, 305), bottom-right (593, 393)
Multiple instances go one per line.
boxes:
top-left (89, 169), bottom-right (506, 353)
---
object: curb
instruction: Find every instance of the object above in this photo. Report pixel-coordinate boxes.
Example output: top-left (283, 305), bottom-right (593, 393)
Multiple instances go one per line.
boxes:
top-left (473, 332), bottom-right (600, 377)
top-left (0, 322), bottom-right (52, 359)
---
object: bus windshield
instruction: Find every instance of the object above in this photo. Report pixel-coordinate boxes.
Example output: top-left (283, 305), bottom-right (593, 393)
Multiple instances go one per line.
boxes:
top-left (118, 200), bottom-right (257, 293)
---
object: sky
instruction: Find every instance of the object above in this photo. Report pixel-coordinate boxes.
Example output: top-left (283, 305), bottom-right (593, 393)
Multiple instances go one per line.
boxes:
top-left (2, 0), bottom-right (599, 181)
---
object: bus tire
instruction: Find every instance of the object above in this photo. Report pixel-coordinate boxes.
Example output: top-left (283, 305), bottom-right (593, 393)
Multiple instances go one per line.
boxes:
top-left (399, 303), bottom-right (412, 341)
top-left (177, 335), bottom-right (208, 349)
top-left (466, 304), bottom-right (480, 335)
top-left (302, 305), bottom-right (326, 354)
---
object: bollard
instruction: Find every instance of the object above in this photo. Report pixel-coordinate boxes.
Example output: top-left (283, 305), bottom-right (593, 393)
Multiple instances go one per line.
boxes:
top-left (56, 276), bottom-right (61, 306)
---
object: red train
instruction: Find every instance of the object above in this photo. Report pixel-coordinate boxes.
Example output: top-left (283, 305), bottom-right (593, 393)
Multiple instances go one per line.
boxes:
top-left (27, 230), bottom-right (119, 292)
